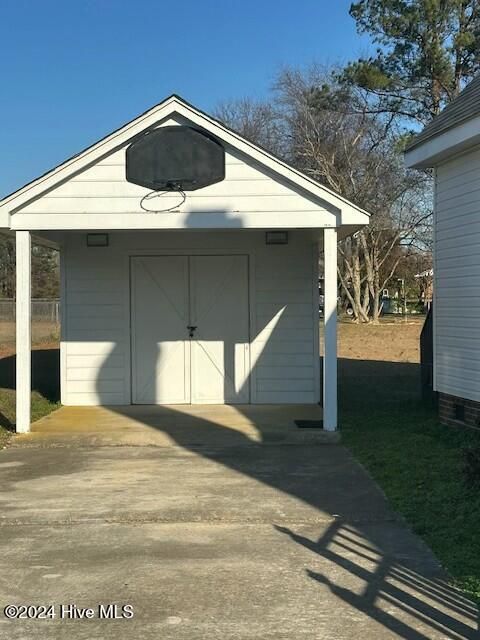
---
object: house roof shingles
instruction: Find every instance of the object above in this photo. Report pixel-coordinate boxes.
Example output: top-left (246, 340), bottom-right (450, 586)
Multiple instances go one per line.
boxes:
top-left (406, 75), bottom-right (480, 151)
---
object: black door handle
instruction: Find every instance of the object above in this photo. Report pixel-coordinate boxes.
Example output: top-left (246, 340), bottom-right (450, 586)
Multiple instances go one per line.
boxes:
top-left (187, 325), bottom-right (197, 338)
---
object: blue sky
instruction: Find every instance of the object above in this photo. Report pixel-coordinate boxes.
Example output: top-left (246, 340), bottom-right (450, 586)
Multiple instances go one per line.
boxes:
top-left (0, 0), bottom-right (371, 197)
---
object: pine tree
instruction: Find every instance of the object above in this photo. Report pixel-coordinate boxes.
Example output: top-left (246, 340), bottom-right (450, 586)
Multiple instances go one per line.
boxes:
top-left (344, 0), bottom-right (480, 124)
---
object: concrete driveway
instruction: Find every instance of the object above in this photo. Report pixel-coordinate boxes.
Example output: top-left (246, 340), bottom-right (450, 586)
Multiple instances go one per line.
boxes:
top-left (0, 406), bottom-right (477, 639)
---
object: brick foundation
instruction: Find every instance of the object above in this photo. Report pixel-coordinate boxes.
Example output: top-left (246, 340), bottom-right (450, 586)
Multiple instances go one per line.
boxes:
top-left (438, 392), bottom-right (480, 429)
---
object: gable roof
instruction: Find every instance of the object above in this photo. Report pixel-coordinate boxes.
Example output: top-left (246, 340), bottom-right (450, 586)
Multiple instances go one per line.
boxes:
top-left (0, 94), bottom-right (370, 226)
top-left (406, 75), bottom-right (480, 153)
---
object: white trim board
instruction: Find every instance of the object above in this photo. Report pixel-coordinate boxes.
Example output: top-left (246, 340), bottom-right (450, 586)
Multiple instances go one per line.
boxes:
top-left (10, 211), bottom-right (339, 232)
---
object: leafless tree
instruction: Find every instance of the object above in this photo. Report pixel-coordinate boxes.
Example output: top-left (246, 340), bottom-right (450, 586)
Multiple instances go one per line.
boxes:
top-left (0, 235), bottom-right (15, 298)
top-left (274, 66), bottom-right (432, 322)
top-left (214, 67), bottom-right (433, 322)
top-left (213, 98), bottom-right (286, 158)
top-left (0, 235), bottom-right (59, 299)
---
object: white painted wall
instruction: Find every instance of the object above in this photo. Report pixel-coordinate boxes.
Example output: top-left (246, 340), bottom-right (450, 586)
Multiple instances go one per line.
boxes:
top-left (61, 230), bottom-right (320, 406)
top-left (13, 115), bottom-right (338, 233)
top-left (435, 146), bottom-right (480, 402)
top-left (20, 146), bottom-right (325, 214)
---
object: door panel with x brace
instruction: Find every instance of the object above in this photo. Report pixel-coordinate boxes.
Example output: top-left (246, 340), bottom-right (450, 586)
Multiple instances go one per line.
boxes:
top-left (131, 255), bottom-right (250, 404)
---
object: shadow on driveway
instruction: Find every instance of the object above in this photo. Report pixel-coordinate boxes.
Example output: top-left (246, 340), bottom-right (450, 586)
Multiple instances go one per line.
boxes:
top-left (1, 351), bottom-right (478, 638)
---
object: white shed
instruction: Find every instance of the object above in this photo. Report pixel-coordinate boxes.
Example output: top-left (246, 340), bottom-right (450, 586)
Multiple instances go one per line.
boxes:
top-left (405, 76), bottom-right (480, 428)
top-left (0, 95), bottom-right (369, 433)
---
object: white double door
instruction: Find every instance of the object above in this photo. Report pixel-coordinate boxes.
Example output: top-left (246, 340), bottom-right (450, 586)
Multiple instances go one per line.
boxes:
top-left (131, 255), bottom-right (250, 404)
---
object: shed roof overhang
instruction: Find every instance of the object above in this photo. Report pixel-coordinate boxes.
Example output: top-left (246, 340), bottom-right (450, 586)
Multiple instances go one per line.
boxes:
top-left (0, 95), bottom-right (370, 233)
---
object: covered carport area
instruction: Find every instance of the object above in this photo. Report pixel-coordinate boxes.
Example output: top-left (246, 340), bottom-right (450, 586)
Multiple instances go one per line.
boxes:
top-left (0, 95), bottom-right (371, 436)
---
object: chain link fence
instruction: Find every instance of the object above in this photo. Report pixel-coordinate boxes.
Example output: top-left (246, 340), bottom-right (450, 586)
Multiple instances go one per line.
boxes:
top-left (0, 299), bottom-right (60, 324)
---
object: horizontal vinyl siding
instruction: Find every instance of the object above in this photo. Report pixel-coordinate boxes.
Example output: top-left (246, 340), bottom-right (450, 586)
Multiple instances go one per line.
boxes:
top-left (62, 231), bottom-right (318, 405)
top-left (63, 242), bottom-right (128, 405)
top-left (252, 248), bottom-right (316, 403)
top-left (435, 147), bottom-right (480, 402)
top-left (18, 144), bottom-right (324, 216)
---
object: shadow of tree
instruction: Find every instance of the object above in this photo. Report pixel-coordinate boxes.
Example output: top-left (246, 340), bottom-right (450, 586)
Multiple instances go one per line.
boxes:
top-left (0, 348), bottom-right (60, 402)
top-left (276, 521), bottom-right (478, 640)
top-left (89, 350), bottom-right (478, 638)
top-left (8, 323), bottom-right (475, 634)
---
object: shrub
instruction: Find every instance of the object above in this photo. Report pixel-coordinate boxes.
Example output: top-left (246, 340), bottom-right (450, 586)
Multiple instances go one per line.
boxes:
top-left (462, 446), bottom-right (480, 489)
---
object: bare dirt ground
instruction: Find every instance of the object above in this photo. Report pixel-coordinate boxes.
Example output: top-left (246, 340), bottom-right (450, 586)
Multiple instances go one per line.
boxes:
top-left (0, 318), bottom-right (424, 363)
top-left (0, 321), bottom-right (59, 358)
top-left (338, 317), bottom-right (423, 364)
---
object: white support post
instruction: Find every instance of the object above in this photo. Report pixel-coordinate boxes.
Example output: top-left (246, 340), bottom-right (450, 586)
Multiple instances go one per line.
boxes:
top-left (323, 227), bottom-right (337, 431)
top-left (16, 231), bottom-right (31, 433)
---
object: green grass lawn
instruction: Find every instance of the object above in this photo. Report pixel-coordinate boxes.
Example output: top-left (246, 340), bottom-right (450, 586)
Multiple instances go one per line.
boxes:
top-left (0, 388), bottom-right (59, 447)
top-left (339, 358), bottom-right (480, 603)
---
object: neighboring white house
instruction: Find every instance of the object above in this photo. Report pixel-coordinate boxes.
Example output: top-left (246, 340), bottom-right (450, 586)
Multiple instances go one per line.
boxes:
top-left (405, 76), bottom-right (480, 428)
top-left (0, 95), bottom-right (369, 433)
